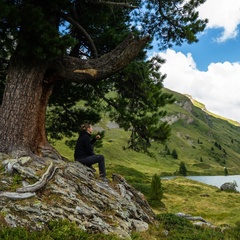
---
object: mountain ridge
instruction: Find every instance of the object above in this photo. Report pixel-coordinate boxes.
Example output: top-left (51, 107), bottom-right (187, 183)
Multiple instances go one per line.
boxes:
top-left (185, 93), bottom-right (240, 127)
top-left (158, 88), bottom-right (240, 175)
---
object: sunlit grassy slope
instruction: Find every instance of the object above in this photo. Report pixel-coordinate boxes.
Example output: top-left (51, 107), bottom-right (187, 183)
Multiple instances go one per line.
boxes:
top-left (53, 88), bottom-right (240, 227)
top-left (55, 88), bottom-right (240, 177)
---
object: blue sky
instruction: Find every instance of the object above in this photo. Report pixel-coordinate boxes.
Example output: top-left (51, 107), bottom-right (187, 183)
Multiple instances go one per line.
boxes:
top-left (150, 0), bottom-right (240, 123)
top-left (173, 27), bottom-right (240, 71)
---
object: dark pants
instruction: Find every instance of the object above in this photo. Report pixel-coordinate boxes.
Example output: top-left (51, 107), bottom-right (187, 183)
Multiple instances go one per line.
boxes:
top-left (76, 155), bottom-right (106, 177)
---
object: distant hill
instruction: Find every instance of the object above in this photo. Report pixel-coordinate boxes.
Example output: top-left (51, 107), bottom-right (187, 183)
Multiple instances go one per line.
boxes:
top-left (55, 88), bottom-right (240, 177)
top-left (186, 94), bottom-right (240, 127)
top-left (158, 88), bottom-right (240, 176)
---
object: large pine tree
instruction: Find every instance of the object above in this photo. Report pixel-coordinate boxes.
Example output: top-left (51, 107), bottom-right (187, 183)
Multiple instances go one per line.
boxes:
top-left (0, 0), bottom-right (207, 158)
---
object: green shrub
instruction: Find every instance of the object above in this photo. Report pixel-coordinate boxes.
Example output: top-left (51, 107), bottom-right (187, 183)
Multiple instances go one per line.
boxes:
top-left (172, 149), bottom-right (178, 159)
top-left (179, 161), bottom-right (187, 176)
top-left (0, 220), bottom-right (123, 240)
top-left (224, 221), bottom-right (240, 239)
top-left (156, 213), bottom-right (225, 240)
top-left (148, 174), bottom-right (163, 207)
top-left (0, 226), bottom-right (43, 240)
top-left (46, 220), bottom-right (89, 239)
top-left (156, 213), bottom-right (192, 231)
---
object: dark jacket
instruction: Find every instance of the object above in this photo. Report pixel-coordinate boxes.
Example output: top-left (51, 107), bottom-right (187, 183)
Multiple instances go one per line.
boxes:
top-left (74, 130), bottom-right (97, 160)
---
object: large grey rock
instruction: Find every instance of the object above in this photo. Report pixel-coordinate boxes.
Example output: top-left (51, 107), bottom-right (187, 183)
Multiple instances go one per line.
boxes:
top-left (0, 154), bottom-right (156, 238)
top-left (220, 181), bottom-right (238, 192)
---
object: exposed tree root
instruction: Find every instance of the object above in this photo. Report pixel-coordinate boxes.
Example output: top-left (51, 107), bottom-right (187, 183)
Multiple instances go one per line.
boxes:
top-left (0, 192), bottom-right (36, 200)
top-left (0, 161), bottom-right (59, 200)
top-left (39, 143), bottom-right (63, 160)
top-left (16, 161), bottom-right (55, 193)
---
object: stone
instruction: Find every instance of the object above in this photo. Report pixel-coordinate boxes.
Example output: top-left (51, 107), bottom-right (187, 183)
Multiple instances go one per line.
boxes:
top-left (131, 219), bottom-right (149, 232)
top-left (0, 153), bottom-right (156, 237)
top-left (220, 181), bottom-right (238, 192)
top-left (176, 212), bottom-right (219, 230)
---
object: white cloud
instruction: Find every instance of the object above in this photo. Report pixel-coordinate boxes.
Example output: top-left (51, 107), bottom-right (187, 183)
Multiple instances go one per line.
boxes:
top-left (197, 0), bottom-right (240, 42)
top-left (150, 0), bottom-right (240, 123)
top-left (156, 50), bottom-right (240, 122)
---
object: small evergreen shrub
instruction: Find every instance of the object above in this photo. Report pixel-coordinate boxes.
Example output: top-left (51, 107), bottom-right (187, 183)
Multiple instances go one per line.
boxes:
top-left (171, 149), bottom-right (178, 159)
top-left (149, 174), bottom-right (163, 207)
top-left (156, 213), bottom-right (192, 231)
top-left (179, 161), bottom-right (187, 176)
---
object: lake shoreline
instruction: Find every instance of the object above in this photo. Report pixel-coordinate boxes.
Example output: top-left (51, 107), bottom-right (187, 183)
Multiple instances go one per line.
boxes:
top-left (161, 175), bottom-right (240, 192)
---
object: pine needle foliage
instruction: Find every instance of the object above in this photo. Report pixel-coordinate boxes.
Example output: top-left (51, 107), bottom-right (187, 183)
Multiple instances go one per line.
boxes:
top-left (149, 173), bottom-right (163, 206)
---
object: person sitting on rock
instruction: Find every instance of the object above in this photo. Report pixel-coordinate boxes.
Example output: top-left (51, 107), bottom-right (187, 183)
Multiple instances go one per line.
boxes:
top-left (74, 123), bottom-right (108, 182)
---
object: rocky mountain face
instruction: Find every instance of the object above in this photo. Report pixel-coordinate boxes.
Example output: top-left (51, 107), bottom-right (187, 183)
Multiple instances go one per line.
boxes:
top-left (0, 152), bottom-right (156, 238)
top-left (161, 99), bottom-right (194, 125)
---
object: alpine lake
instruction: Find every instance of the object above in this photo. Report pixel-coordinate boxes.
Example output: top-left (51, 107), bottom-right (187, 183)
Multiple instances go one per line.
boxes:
top-left (161, 175), bottom-right (240, 192)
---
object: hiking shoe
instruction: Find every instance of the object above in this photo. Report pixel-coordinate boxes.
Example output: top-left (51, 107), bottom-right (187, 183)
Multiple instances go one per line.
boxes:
top-left (100, 177), bottom-right (109, 183)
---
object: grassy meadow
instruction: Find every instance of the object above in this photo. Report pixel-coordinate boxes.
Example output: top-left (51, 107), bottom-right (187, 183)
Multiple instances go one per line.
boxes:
top-left (3, 95), bottom-right (238, 239)
top-left (54, 117), bottom-right (240, 229)
top-left (50, 89), bottom-right (240, 239)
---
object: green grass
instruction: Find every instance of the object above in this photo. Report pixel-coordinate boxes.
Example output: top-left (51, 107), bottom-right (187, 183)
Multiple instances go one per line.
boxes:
top-left (51, 89), bottom-right (240, 238)
top-left (161, 177), bottom-right (240, 227)
top-left (55, 89), bottom-right (240, 177)
top-left (55, 130), bottom-right (240, 228)
top-left (0, 220), bottom-right (124, 240)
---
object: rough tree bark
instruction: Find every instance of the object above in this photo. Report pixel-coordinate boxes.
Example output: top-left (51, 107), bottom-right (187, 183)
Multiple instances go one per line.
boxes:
top-left (0, 57), bottom-right (49, 157)
top-left (0, 35), bottom-right (149, 158)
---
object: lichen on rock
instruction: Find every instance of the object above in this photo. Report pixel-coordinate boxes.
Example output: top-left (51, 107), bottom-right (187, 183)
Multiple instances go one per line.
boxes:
top-left (0, 153), bottom-right (156, 238)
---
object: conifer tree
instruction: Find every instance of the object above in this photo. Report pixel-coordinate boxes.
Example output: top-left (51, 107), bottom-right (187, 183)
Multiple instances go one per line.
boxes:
top-left (0, 0), bottom-right (207, 157)
top-left (172, 149), bottom-right (178, 159)
top-left (179, 162), bottom-right (187, 176)
top-left (150, 174), bottom-right (163, 205)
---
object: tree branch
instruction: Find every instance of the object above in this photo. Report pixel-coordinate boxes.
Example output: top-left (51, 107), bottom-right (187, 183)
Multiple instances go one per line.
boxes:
top-left (89, 0), bottom-right (137, 8)
top-left (59, 12), bottom-right (98, 58)
top-left (52, 34), bottom-right (150, 83)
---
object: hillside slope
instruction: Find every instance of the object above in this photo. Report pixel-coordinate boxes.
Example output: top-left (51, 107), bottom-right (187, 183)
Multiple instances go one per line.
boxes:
top-left (53, 88), bottom-right (240, 229)
top-left (56, 88), bottom-right (240, 178)
top-left (160, 88), bottom-right (240, 176)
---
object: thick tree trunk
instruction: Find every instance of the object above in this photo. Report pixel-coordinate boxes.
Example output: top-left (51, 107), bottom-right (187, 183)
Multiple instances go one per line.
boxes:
top-left (0, 58), bottom-right (52, 157)
top-left (0, 35), bottom-right (149, 158)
